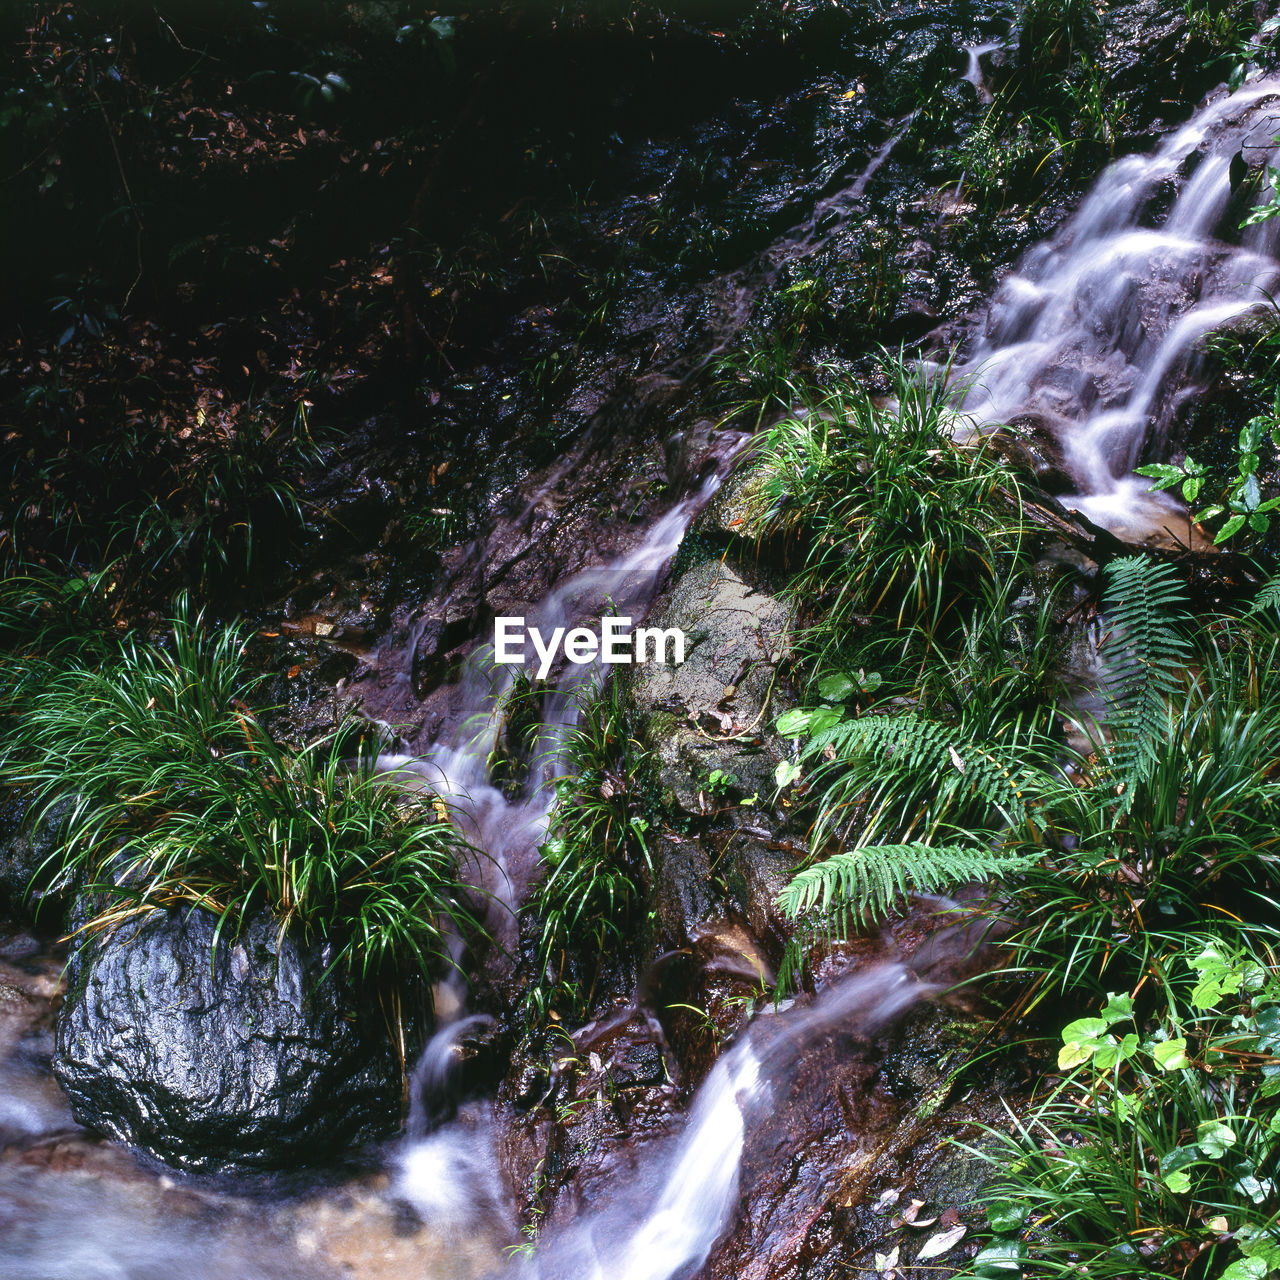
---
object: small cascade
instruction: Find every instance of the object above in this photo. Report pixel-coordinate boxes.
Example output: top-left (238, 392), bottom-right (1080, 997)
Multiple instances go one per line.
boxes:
top-left (960, 41), bottom-right (1001, 104)
top-left (521, 964), bottom-right (926, 1280)
top-left (379, 468), bottom-right (725, 973)
top-left (952, 76), bottom-right (1280, 543)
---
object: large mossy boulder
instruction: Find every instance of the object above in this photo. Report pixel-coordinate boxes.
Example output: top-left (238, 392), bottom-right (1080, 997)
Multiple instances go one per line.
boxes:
top-left (627, 466), bottom-right (803, 947)
top-left (54, 905), bottom-right (410, 1172)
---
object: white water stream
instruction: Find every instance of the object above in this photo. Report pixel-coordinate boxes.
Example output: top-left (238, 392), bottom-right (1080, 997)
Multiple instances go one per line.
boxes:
top-left (953, 76), bottom-right (1280, 543)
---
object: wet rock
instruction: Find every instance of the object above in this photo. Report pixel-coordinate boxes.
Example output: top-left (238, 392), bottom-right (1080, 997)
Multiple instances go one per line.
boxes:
top-left (701, 992), bottom-right (1023, 1280)
top-left (0, 794), bottom-right (73, 925)
top-left (627, 510), bottom-right (800, 947)
top-left (55, 906), bottom-right (410, 1172)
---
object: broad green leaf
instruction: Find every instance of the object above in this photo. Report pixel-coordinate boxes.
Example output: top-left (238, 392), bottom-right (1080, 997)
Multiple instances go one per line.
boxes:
top-left (1112, 1090), bottom-right (1138, 1122)
top-left (1150, 1038), bottom-right (1190, 1070)
top-left (1191, 945), bottom-right (1245, 1011)
top-left (1100, 992), bottom-right (1134, 1025)
top-left (1059, 1016), bottom-right (1110, 1069)
top-left (1058, 1041), bottom-right (1093, 1070)
top-left (1234, 1171), bottom-right (1274, 1204)
top-left (972, 1241), bottom-right (1023, 1278)
top-left (1221, 1258), bottom-right (1269, 1280)
top-left (986, 1201), bottom-right (1024, 1234)
top-left (803, 707), bottom-right (845, 737)
top-left (774, 760), bottom-right (802, 789)
top-left (1196, 1121), bottom-right (1237, 1158)
top-left (1216, 514), bottom-right (1248, 543)
top-left (1094, 1033), bottom-right (1138, 1071)
top-left (776, 708), bottom-right (812, 736)
top-left (817, 673), bottom-right (858, 702)
top-left (1062, 1016), bottom-right (1109, 1041)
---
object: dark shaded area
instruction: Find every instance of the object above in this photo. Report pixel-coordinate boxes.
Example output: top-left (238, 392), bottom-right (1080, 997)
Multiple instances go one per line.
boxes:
top-left (1, 0), bottom-right (1239, 613)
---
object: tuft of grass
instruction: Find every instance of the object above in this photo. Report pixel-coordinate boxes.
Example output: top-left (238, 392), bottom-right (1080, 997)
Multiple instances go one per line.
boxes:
top-left (523, 678), bottom-right (658, 1027)
top-left (0, 599), bottom-right (483, 988)
top-left (748, 352), bottom-right (1027, 668)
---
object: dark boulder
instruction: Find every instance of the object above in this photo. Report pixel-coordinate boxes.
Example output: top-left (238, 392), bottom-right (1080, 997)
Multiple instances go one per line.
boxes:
top-left (54, 905), bottom-right (409, 1172)
top-left (0, 794), bottom-right (73, 925)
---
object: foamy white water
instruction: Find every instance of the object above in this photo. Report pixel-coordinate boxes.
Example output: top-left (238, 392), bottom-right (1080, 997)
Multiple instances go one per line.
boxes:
top-left (954, 77), bottom-right (1280, 542)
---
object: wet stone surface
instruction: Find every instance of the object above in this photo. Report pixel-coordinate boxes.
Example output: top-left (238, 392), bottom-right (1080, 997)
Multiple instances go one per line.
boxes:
top-left (55, 906), bottom-right (414, 1174)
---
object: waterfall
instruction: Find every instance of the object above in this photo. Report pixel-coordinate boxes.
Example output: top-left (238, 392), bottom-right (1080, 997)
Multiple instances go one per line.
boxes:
top-left (953, 76), bottom-right (1280, 543)
top-left (518, 965), bottom-right (925, 1280)
top-left (396, 69), bottom-right (1280, 1280)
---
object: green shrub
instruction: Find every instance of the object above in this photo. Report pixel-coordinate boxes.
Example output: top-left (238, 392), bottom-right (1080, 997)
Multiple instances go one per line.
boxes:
top-left (748, 354), bottom-right (1026, 665)
top-left (0, 602), bottom-right (481, 988)
top-left (968, 938), bottom-right (1280, 1279)
top-left (775, 558), bottom-right (1280, 998)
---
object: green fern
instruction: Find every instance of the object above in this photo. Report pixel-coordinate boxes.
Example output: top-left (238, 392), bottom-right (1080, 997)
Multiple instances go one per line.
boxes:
top-left (1100, 557), bottom-right (1192, 796)
top-left (802, 713), bottom-right (1033, 849)
top-left (779, 841), bottom-right (1035, 927)
top-left (1248, 573), bottom-right (1280, 616)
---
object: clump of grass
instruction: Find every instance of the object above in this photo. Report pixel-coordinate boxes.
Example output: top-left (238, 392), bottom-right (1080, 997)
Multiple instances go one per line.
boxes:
top-left (748, 351), bottom-right (1027, 669)
top-left (777, 559), bottom-right (1280, 994)
top-left (523, 678), bottom-right (659, 1026)
top-left (0, 599), bottom-right (482, 988)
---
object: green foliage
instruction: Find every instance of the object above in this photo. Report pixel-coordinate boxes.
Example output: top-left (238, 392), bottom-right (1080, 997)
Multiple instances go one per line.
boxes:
top-left (779, 842), bottom-right (1034, 931)
top-left (1099, 556), bottom-right (1193, 794)
top-left (1184, 2), bottom-right (1280, 92)
top-left (0, 602), bottom-right (481, 988)
top-left (524, 679), bottom-right (658, 1026)
top-left (967, 940), bottom-right (1280, 1279)
top-left (776, 709), bottom-right (1038, 850)
top-left (1249, 573), bottom-right (1280, 616)
top-left (1020, 0), bottom-right (1103, 72)
top-left (749, 353), bottom-right (1026, 659)
top-left (1138, 408), bottom-right (1280, 546)
top-left (777, 552), bottom-right (1280, 996)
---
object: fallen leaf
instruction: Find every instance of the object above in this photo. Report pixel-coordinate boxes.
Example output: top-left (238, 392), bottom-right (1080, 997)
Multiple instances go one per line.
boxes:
top-left (874, 1245), bottom-right (899, 1272)
top-left (902, 1199), bottom-right (925, 1221)
top-left (916, 1224), bottom-right (967, 1260)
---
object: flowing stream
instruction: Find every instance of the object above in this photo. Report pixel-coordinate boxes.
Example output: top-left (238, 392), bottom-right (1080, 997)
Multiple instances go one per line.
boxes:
top-left (953, 76), bottom-right (1280, 544)
top-left (389, 72), bottom-right (1280, 1279)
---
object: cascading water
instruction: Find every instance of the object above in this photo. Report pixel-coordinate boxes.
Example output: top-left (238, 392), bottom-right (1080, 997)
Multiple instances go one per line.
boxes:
top-left (517, 965), bottom-right (924, 1280)
top-left (960, 42), bottom-right (1001, 104)
top-left (16, 44), bottom-right (1280, 1280)
top-left (394, 77), bottom-right (1280, 1278)
top-left (953, 76), bottom-right (1280, 544)
top-left (379, 469), bottom-right (727, 994)
top-left (392, 965), bottom-right (926, 1280)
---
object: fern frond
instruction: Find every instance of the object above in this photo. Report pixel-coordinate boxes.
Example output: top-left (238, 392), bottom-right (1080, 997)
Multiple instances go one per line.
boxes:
top-left (779, 841), bottom-right (1034, 926)
top-left (804, 713), bottom-right (1031, 847)
top-left (1100, 557), bottom-right (1192, 795)
top-left (1248, 573), bottom-right (1280, 616)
